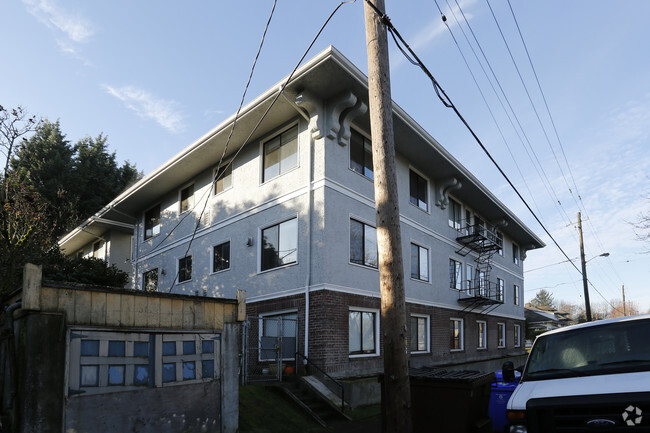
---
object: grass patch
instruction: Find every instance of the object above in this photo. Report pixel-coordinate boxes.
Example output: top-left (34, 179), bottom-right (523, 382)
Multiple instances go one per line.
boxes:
top-left (239, 385), bottom-right (327, 433)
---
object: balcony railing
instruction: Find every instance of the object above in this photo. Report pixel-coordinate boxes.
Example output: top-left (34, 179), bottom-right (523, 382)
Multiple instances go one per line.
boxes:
top-left (458, 279), bottom-right (504, 305)
top-left (455, 221), bottom-right (502, 252)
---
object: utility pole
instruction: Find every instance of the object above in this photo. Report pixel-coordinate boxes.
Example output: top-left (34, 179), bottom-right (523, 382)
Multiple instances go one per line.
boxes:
top-left (622, 285), bottom-right (627, 316)
top-left (363, 1), bottom-right (412, 432)
top-left (578, 212), bottom-right (592, 321)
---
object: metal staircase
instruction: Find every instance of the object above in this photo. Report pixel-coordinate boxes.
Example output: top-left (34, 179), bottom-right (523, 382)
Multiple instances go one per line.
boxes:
top-left (455, 220), bottom-right (504, 312)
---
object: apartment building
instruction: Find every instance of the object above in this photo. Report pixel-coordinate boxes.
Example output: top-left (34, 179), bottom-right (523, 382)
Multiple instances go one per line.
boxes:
top-left (59, 46), bottom-right (544, 377)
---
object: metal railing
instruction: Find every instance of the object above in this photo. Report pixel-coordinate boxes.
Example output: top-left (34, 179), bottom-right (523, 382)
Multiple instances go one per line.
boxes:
top-left (295, 352), bottom-right (346, 413)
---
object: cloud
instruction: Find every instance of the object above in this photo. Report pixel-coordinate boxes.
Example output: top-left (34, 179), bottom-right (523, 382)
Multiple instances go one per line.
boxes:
top-left (392, 0), bottom-right (477, 68)
top-left (103, 85), bottom-right (186, 134)
top-left (23, 0), bottom-right (94, 53)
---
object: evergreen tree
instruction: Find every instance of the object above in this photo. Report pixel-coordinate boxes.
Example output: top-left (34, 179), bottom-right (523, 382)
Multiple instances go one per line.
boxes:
top-left (530, 289), bottom-right (556, 309)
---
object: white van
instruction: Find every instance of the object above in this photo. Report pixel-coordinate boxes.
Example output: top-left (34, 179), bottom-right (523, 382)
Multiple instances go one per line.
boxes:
top-left (507, 314), bottom-right (650, 432)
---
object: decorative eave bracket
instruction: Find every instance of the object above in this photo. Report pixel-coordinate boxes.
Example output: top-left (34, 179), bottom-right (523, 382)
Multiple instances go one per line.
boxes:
top-left (435, 177), bottom-right (462, 209)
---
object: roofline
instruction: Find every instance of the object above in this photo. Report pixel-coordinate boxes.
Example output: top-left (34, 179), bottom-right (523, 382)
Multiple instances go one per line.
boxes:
top-left (60, 45), bottom-right (544, 249)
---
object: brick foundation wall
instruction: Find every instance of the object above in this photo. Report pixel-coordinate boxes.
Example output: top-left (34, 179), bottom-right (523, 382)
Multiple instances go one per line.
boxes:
top-left (247, 290), bottom-right (526, 377)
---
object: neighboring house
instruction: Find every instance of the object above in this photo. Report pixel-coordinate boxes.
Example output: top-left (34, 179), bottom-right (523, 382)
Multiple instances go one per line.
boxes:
top-left (59, 46), bottom-right (544, 380)
top-left (525, 306), bottom-right (573, 333)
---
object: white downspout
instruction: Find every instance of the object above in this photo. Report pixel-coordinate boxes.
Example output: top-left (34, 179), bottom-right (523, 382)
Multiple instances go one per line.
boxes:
top-left (304, 124), bottom-right (313, 359)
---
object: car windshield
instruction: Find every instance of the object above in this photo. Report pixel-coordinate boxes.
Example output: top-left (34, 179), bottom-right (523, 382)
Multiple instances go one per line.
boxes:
top-left (524, 319), bottom-right (650, 381)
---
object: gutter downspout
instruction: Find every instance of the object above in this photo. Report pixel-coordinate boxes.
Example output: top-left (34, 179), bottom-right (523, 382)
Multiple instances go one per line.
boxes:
top-left (304, 122), bottom-right (314, 360)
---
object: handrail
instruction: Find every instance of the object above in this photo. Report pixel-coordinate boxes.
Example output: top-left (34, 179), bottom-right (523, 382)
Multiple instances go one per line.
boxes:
top-left (295, 352), bottom-right (346, 413)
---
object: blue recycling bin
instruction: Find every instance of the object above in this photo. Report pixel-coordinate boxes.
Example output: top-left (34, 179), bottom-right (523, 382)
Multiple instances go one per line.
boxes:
top-left (489, 369), bottom-right (521, 432)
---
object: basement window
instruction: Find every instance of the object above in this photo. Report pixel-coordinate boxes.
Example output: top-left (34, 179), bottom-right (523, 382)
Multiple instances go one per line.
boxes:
top-left (68, 330), bottom-right (221, 397)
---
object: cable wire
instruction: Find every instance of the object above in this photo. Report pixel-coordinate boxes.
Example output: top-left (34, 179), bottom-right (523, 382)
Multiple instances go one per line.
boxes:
top-left (163, 0), bottom-right (356, 291)
top-left (371, 0), bottom-right (625, 313)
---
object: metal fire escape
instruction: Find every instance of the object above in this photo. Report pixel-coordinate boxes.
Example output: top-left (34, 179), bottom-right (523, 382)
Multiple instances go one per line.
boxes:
top-left (455, 219), bottom-right (504, 312)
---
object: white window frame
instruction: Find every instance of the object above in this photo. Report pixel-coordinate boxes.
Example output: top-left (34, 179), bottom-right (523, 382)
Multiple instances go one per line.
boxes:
top-left (513, 243), bottom-right (520, 265)
top-left (177, 255), bottom-right (192, 283)
top-left (497, 278), bottom-right (505, 302)
top-left (450, 318), bottom-right (464, 352)
top-left (349, 217), bottom-right (378, 269)
top-left (448, 198), bottom-right (462, 230)
top-left (497, 232), bottom-right (504, 256)
top-left (477, 320), bottom-right (487, 350)
top-left (67, 329), bottom-right (221, 397)
top-left (259, 216), bottom-right (299, 273)
top-left (143, 203), bottom-right (161, 240)
top-left (514, 284), bottom-right (520, 306)
top-left (409, 314), bottom-right (430, 354)
top-left (143, 268), bottom-right (158, 292)
top-left (92, 240), bottom-right (105, 260)
top-left (260, 123), bottom-right (299, 184)
top-left (179, 182), bottom-right (194, 214)
top-left (349, 128), bottom-right (374, 180)
top-left (211, 239), bottom-right (231, 274)
top-left (410, 242), bottom-right (430, 282)
top-left (213, 161), bottom-right (233, 196)
top-left (497, 322), bottom-right (506, 348)
top-left (408, 167), bottom-right (429, 212)
top-left (514, 324), bottom-right (521, 348)
top-left (349, 307), bottom-right (380, 358)
top-left (449, 258), bottom-right (462, 290)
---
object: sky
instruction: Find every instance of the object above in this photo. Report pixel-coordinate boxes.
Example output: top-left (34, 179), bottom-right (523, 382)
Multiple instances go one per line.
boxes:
top-left (2, 0), bottom-right (649, 313)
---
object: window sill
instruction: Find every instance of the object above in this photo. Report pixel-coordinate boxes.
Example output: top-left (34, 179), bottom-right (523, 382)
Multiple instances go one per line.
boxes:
top-left (410, 277), bottom-right (431, 284)
top-left (258, 261), bottom-right (298, 275)
top-left (348, 262), bottom-right (379, 272)
top-left (410, 351), bottom-right (430, 356)
top-left (450, 349), bottom-right (464, 353)
top-left (210, 268), bottom-right (231, 276)
top-left (349, 353), bottom-right (379, 359)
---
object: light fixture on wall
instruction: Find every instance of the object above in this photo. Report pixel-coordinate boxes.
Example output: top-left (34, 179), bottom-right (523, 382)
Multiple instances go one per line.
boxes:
top-left (246, 237), bottom-right (254, 247)
top-left (161, 269), bottom-right (166, 276)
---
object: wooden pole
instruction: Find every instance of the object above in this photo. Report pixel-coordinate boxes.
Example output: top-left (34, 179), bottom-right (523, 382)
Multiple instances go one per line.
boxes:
top-left (363, 1), bottom-right (412, 432)
top-left (578, 212), bottom-right (592, 321)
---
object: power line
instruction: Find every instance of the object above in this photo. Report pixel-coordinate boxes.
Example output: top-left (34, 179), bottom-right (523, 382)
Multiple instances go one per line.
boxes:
top-left (163, 0), bottom-right (357, 291)
top-left (364, 0), bottom-right (624, 313)
top-left (504, 0), bottom-right (625, 289)
top-left (442, 0), bottom-right (575, 231)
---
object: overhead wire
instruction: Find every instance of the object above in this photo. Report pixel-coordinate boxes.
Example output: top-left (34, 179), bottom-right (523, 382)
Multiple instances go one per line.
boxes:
top-left (163, 0), bottom-right (357, 291)
top-left (364, 0), bottom-right (625, 315)
top-left (504, 0), bottom-right (625, 292)
top-left (435, 0), bottom-right (545, 226)
top-left (446, 0), bottom-right (575, 232)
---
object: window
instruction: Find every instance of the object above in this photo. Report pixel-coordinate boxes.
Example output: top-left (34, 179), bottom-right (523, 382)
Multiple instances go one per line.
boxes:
top-left (409, 169), bottom-right (428, 211)
top-left (514, 284), bottom-right (520, 306)
top-left (143, 269), bottom-right (158, 292)
top-left (144, 205), bottom-right (161, 240)
top-left (497, 232), bottom-right (504, 256)
top-left (92, 240), bottom-right (104, 259)
top-left (214, 163), bottom-right (232, 195)
top-left (349, 309), bottom-right (378, 356)
top-left (450, 318), bottom-right (464, 351)
top-left (498, 323), bottom-right (506, 348)
top-left (497, 278), bottom-right (505, 302)
top-left (466, 264), bottom-right (475, 294)
top-left (350, 130), bottom-right (374, 179)
top-left (449, 259), bottom-right (462, 290)
top-left (178, 256), bottom-right (192, 283)
top-left (69, 330), bottom-right (220, 396)
top-left (410, 243), bottom-right (429, 281)
top-left (263, 125), bottom-right (298, 182)
top-left (448, 198), bottom-right (462, 229)
top-left (410, 315), bottom-right (429, 353)
top-left (180, 184), bottom-right (194, 213)
top-left (477, 321), bottom-right (487, 349)
top-left (212, 241), bottom-right (230, 273)
top-left (260, 311), bottom-right (297, 361)
top-left (350, 219), bottom-right (378, 268)
top-left (261, 218), bottom-right (298, 271)
top-left (513, 243), bottom-right (520, 265)
top-left (514, 324), bottom-right (521, 347)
